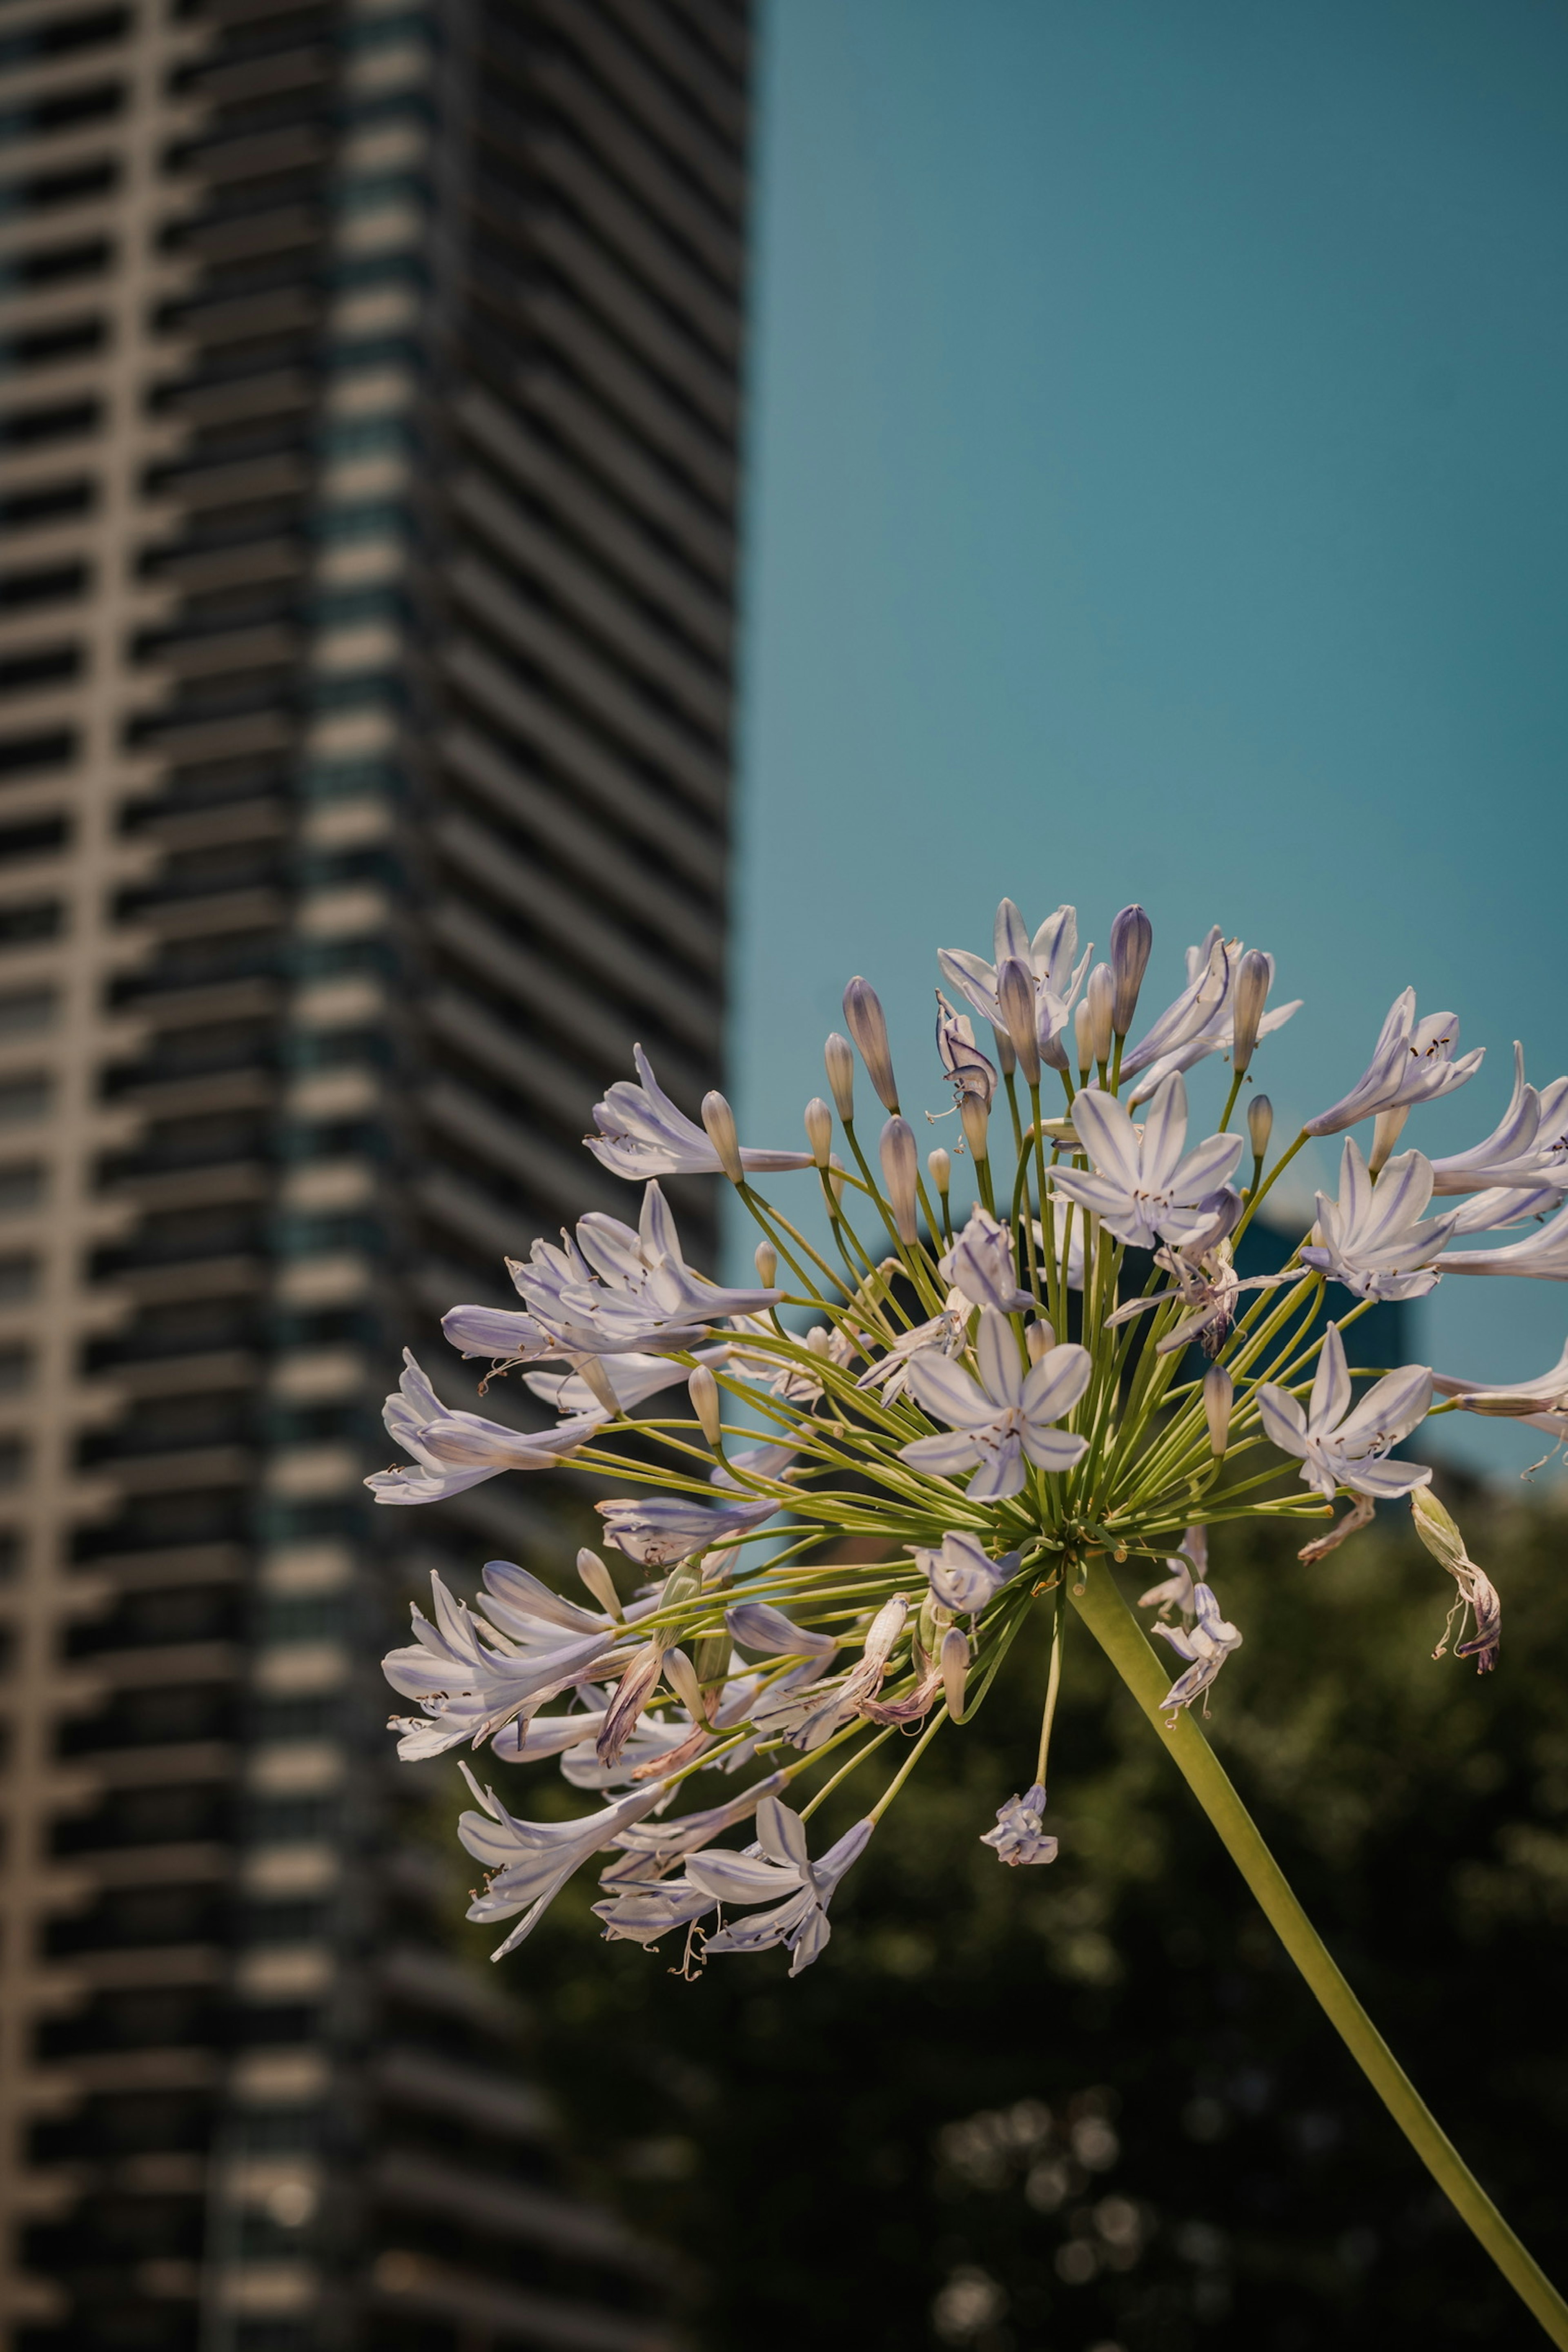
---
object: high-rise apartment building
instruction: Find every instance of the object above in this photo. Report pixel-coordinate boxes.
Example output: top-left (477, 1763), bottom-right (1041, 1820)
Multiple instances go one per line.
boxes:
top-left (0, 2), bottom-right (749, 2345)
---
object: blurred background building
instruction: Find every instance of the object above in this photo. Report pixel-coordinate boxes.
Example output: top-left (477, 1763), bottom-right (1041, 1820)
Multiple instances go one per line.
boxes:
top-left (0, 0), bottom-right (749, 2345)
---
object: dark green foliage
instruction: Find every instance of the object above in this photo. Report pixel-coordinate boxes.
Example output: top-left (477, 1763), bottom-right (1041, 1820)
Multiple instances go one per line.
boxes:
top-left (468, 1486), bottom-right (1568, 2350)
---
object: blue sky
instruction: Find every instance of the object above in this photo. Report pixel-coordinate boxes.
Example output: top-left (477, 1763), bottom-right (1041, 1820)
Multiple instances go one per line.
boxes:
top-left (727, 0), bottom-right (1568, 1478)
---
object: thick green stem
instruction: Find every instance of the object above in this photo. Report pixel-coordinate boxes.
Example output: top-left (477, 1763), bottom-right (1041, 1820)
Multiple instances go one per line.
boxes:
top-left (1070, 1563), bottom-right (1568, 2349)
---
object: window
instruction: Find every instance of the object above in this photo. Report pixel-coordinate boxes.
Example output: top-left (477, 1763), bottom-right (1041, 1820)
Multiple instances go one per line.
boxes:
top-left (0, 1162), bottom-right (43, 1213)
top-left (0, 1251), bottom-right (37, 1299)
top-left (0, 900), bottom-right (61, 948)
top-left (0, 815), bottom-right (68, 863)
top-left (0, 479), bottom-right (93, 530)
top-left (0, 1344), bottom-right (31, 1393)
top-left (0, 564), bottom-right (87, 612)
top-left (0, 733), bottom-right (74, 780)
top-left (0, 158), bottom-right (117, 217)
top-left (0, 400), bottom-right (100, 452)
top-left (0, 1076), bottom-right (48, 1123)
top-left (0, 988), bottom-right (55, 1036)
top-left (0, 83), bottom-right (123, 151)
top-left (0, 237), bottom-right (110, 292)
top-left (0, 315), bottom-right (104, 370)
top-left (0, 647), bottom-right (80, 699)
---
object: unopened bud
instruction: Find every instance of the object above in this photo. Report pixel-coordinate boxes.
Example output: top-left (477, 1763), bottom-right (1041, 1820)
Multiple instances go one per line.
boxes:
top-left (843, 977), bottom-right (900, 1112)
top-left (693, 1629), bottom-right (731, 1685)
top-left (662, 1646), bottom-right (708, 1723)
top-left (996, 956), bottom-right (1041, 1087)
top-left (927, 1147), bottom-right (952, 1196)
top-left (688, 1364), bottom-right (722, 1447)
top-left (1203, 1363), bottom-right (1234, 1455)
top-left (701, 1090), bottom-right (743, 1182)
top-left (1462, 1392), bottom-right (1556, 1418)
top-left (1230, 949), bottom-right (1270, 1075)
top-left (1025, 1317), bottom-right (1056, 1363)
top-left (805, 1323), bottom-right (831, 1357)
top-left (753, 1241), bottom-right (777, 1288)
top-left (940, 1626), bottom-right (970, 1722)
top-left (1086, 963), bottom-right (1114, 1067)
top-left (804, 1095), bottom-right (833, 1165)
top-left (1109, 904), bottom-right (1154, 1038)
top-left (960, 1092), bottom-right (990, 1163)
top-left (577, 1547), bottom-right (624, 1620)
top-left (1247, 1094), bottom-right (1273, 1161)
top-left (1369, 1103), bottom-right (1409, 1175)
top-left (1410, 1485), bottom-right (1469, 1572)
top-left (827, 1152), bottom-right (846, 1206)
top-left (880, 1115), bottom-right (919, 1243)
top-left (824, 1033), bottom-right (855, 1122)
top-left (1074, 999), bottom-right (1094, 1078)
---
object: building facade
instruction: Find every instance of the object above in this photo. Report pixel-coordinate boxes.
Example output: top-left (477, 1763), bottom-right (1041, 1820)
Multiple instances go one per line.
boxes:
top-left (0, 1), bottom-right (748, 2345)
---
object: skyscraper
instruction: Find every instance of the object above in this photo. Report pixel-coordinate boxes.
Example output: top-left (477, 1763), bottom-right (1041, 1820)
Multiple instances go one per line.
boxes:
top-left (0, 1), bottom-right (749, 2344)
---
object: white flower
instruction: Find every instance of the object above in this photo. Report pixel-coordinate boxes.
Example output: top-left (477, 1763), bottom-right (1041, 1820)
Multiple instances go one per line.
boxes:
top-left (440, 1301), bottom-right (563, 1372)
top-left (514, 1182), bottom-right (781, 1357)
top-left (381, 1562), bottom-right (639, 1757)
top-left (1256, 1323), bottom-right (1433, 1501)
top-left (1049, 1075), bottom-right (1244, 1253)
top-left (980, 1783), bottom-right (1058, 1865)
top-left (938, 1205), bottom-right (1033, 1313)
top-left (1431, 1335), bottom-right (1568, 1438)
top-left (1441, 1196), bottom-right (1568, 1281)
top-left (1428, 1045), bottom-right (1568, 1197)
top-left (1299, 1140), bottom-right (1461, 1302)
top-left (367, 1351), bottom-right (606, 1506)
top-left (1121, 929), bottom-right (1300, 1102)
top-left (900, 1308), bottom-right (1091, 1499)
top-left (935, 990), bottom-right (999, 1105)
top-left (460, 1769), bottom-right (668, 1957)
top-left (522, 1351), bottom-right (707, 1416)
top-left (1151, 1581), bottom-right (1243, 1718)
top-left (938, 900), bottom-right (1091, 1070)
top-left (1305, 988), bottom-right (1483, 1138)
top-left (596, 1492), bottom-right (779, 1566)
top-left (587, 1044), bottom-right (812, 1179)
top-left (913, 1530), bottom-right (1019, 1614)
top-left (687, 1797), bottom-right (874, 1976)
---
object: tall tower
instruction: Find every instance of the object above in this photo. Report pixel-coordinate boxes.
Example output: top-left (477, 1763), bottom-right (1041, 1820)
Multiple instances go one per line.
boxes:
top-left (0, 2), bottom-right (750, 2347)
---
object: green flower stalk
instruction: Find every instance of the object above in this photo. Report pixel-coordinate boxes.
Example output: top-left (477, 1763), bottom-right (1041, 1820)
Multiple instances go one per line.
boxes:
top-left (375, 894), bottom-right (1568, 2341)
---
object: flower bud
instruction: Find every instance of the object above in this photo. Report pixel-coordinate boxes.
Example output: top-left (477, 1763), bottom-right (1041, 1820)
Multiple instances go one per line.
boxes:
top-left (880, 1115), bottom-right (919, 1243)
top-left (927, 1147), bottom-right (951, 1196)
top-left (693, 1628), bottom-right (731, 1685)
top-left (577, 1547), bottom-right (624, 1620)
top-left (1086, 963), bottom-right (1115, 1067)
top-left (1074, 999), bottom-right (1094, 1078)
top-left (701, 1090), bottom-right (743, 1181)
top-left (688, 1363), bottom-right (722, 1447)
top-left (1109, 904), bottom-right (1153, 1038)
top-left (960, 1092), bottom-right (990, 1163)
top-left (1369, 1103), bottom-right (1409, 1175)
top-left (1247, 1093), bottom-right (1273, 1161)
top-left (753, 1241), bottom-right (777, 1287)
top-left (662, 1646), bottom-right (708, 1723)
top-left (824, 1032), bottom-right (855, 1122)
top-left (843, 977), bottom-right (900, 1112)
top-left (1230, 949), bottom-right (1270, 1076)
top-left (1409, 1485), bottom-right (1469, 1572)
top-left (805, 1323), bottom-right (831, 1357)
top-left (804, 1096), bottom-right (833, 1167)
top-left (1203, 1363), bottom-right (1234, 1455)
top-left (827, 1152), bottom-right (846, 1206)
top-left (1025, 1317), bottom-right (1056, 1363)
top-left (995, 956), bottom-right (1041, 1087)
top-left (941, 1626), bottom-right (970, 1722)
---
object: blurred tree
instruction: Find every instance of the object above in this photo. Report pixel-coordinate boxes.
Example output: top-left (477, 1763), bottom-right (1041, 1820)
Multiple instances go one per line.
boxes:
top-left (458, 1477), bottom-right (1568, 2352)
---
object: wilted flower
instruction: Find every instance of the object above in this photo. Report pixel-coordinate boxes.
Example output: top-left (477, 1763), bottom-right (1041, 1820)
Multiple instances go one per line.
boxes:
top-left (981, 1784), bottom-right (1058, 1865)
top-left (1150, 1581), bottom-right (1243, 1719)
top-left (914, 1530), bottom-right (1019, 1614)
